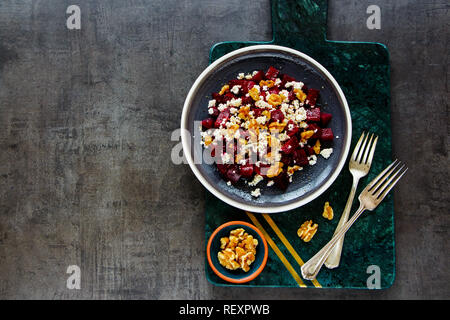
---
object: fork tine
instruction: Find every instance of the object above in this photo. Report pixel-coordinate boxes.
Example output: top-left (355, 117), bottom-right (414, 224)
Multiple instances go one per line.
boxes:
top-left (365, 135), bottom-right (378, 166)
top-left (351, 132), bottom-right (365, 161)
top-left (356, 132), bottom-right (370, 163)
top-left (374, 163), bottom-right (406, 198)
top-left (371, 161), bottom-right (402, 193)
top-left (366, 159), bottom-right (399, 191)
top-left (361, 133), bottom-right (374, 164)
top-left (376, 167), bottom-right (408, 200)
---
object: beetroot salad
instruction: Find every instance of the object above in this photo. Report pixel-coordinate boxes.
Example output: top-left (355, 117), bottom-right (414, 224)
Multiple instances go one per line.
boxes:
top-left (200, 66), bottom-right (334, 198)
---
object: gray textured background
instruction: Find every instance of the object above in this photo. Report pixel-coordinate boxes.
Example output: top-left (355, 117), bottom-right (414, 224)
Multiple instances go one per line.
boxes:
top-left (0, 0), bottom-right (448, 299)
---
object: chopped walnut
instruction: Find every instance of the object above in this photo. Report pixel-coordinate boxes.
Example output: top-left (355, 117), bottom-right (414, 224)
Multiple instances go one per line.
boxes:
top-left (219, 84), bottom-right (229, 95)
top-left (322, 202), bottom-right (334, 220)
top-left (297, 220), bottom-right (318, 242)
top-left (217, 228), bottom-right (258, 272)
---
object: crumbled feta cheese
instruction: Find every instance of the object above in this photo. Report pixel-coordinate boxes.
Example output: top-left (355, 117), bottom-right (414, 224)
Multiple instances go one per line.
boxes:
top-left (217, 103), bottom-right (227, 112)
top-left (231, 85), bottom-right (241, 95)
top-left (208, 108), bottom-right (214, 115)
top-left (252, 70), bottom-right (258, 76)
top-left (267, 180), bottom-right (274, 187)
top-left (278, 132), bottom-right (289, 141)
top-left (274, 78), bottom-right (282, 86)
top-left (255, 100), bottom-right (271, 109)
top-left (237, 73), bottom-right (245, 79)
top-left (280, 89), bottom-right (289, 100)
top-left (230, 107), bottom-right (238, 114)
top-left (285, 81), bottom-right (304, 89)
top-left (262, 85), bottom-right (268, 91)
top-left (227, 181), bottom-right (232, 186)
top-left (229, 98), bottom-right (242, 107)
top-left (256, 116), bottom-right (267, 125)
top-left (251, 188), bottom-right (261, 198)
top-left (221, 152), bottom-right (232, 164)
top-left (320, 148), bottom-right (333, 159)
top-left (245, 74), bottom-right (253, 80)
top-left (308, 155), bottom-right (317, 166)
top-left (295, 107), bottom-right (307, 122)
top-left (299, 121), bottom-right (308, 128)
top-left (208, 99), bottom-right (216, 107)
top-left (248, 174), bottom-right (263, 187)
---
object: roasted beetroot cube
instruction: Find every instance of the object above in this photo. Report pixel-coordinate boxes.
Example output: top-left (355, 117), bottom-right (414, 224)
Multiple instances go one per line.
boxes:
top-left (252, 108), bottom-right (263, 118)
top-left (265, 66), bottom-right (280, 80)
top-left (301, 84), bottom-right (308, 94)
top-left (281, 136), bottom-right (298, 155)
top-left (288, 90), bottom-right (296, 101)
top-left (228, 79), bottom-right (255, 94)
top-left (211, 92), bottom-right (223, 104)
top-left (306, 107), bottom-right (321, 122)
top-left (251, 70), bottom-right (264, 82)
top-left (210, 145), bottom-right (216, 157)
top-left (270, 109), bottom-right (285, 123)
top-left (281, 74), bottom-right (296, 87)
top-left (293, 149), bottom-right (309, 166)
top-left (320, 112), bottom-right (332, 127)
top-left (307, 123), bottom-right (322, 139)
top-left (208, 106), bottom-right (219, 117)
top-left (274, 171), bottom-right (289, 190)
top-left (242, 95), bottom-right (253, 105)
top-left (286, 120), bottom-right (299, 136)
top-left (244, 81), bottom-right (256, 93)
top-left (216, 164), bottom-right (230, 176)
top-left (320, 128), bottom-right (334, 141)
top-left (306, 89), bottom-right (319, 106)
top-left (305, 145), bottom-right (315, 156)
top-left (226, 166), bottom-right (241, 184)
top-left (280, 154), bottom-right (292, 166)
top-left (214, 108), bottom-right (230, 128)
top-left (222, 92), bottom-right (235, 102)
top-left (255, 163), bottom-right (270, 177)
top-left (239, 164), bottom-right (254, 178)
top-left (228, 79), bottom-right (243, 87)
top-left (269, 87), bottom-right (280, 95)
top-left (201, 118), bottom-right (214, 129)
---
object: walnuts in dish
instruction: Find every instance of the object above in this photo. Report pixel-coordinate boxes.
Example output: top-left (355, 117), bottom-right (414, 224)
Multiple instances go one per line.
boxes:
top-left (297, 220), bottom-right (318, 242)
top-left (218, 228), bottom-right (258, 272)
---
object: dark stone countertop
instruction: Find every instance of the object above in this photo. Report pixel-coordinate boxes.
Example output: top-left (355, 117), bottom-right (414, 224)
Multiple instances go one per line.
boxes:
top-left (0, 0), bottom-right (448, 299)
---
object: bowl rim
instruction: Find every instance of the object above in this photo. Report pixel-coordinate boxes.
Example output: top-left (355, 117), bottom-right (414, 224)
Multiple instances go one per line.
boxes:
top-left (206, 221), bottom-right (268, 284)
top-left (181, 44), bottom-right (352, 213)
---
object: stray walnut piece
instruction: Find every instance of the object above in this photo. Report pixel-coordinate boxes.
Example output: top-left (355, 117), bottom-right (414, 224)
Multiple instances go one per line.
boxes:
top-left (218, 228), bottom-right (258, 272)
top-left (297, 220), bottom-right (318, 242)
top-left (322, 201), bottom-right (334, 220)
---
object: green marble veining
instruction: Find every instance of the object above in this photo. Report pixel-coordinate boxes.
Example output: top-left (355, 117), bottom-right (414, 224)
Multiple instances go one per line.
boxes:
top-left (206, 0), bottom-right (393, 288)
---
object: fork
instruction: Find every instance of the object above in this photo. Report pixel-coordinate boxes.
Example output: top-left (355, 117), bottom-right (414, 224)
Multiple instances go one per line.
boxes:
top-left (301, 159), bottom-right (408, 280)
top-left (324, 132), bottom-right (378, 269)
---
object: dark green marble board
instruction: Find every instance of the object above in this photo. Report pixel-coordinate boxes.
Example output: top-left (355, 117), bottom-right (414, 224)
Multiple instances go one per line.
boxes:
top-left (205, 0), bottom-right (393, 289)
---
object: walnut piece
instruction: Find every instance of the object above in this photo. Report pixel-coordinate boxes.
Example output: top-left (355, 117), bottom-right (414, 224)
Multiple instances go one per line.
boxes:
top-left (322, 201), bottom-right (334, 220)
top-left (217, 228), bottom-right (258, 272)
top-left (297, 220), bottom-right (318, 242)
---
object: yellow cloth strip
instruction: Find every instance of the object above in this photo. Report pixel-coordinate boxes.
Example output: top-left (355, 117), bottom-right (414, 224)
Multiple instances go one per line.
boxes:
top-left (262, 214), bottom-right (322, 288)
top-left (246, 212), bottom-right (306, 288)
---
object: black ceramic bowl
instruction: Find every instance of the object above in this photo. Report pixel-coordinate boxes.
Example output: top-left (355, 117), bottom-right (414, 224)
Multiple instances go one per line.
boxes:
top-left (181, 45), bottom-right (352, 213)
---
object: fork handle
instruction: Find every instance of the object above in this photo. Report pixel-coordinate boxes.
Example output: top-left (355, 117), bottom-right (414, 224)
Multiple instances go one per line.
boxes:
top-left (324, 177), bottom-right (360, 269)
top-left (301, 204), bottom-right (366, 280)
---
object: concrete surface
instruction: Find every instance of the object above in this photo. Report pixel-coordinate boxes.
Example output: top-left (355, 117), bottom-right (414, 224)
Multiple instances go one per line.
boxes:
top-left (0, 0), bottom-right (448, 299)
